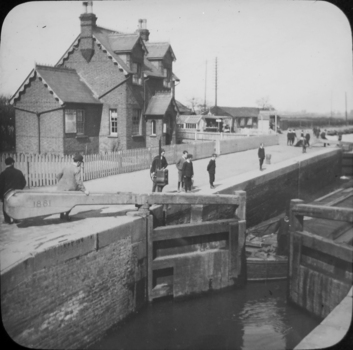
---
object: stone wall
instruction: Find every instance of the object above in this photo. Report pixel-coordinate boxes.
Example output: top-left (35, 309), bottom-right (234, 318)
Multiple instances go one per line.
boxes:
top-left (1, 217), bottom-right (147, 349)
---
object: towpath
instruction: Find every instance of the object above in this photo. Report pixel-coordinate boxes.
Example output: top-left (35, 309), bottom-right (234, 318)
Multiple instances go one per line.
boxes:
top-left (0, 133), bottom-right (344, 272)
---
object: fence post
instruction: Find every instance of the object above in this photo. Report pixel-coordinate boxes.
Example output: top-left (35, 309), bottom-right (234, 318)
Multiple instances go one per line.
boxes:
top-left (26, 155), bottom-right (30, 188)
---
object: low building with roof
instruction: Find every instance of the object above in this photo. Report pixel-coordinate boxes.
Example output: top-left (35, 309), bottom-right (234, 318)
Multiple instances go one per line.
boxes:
top-left (10, 2), bottom-right (179, 154)
top-left (205, 106), bottom-right (279, 132)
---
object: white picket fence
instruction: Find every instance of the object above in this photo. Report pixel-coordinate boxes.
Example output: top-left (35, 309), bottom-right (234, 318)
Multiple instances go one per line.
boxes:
top-left (0, 142), bottom-right (216, 188)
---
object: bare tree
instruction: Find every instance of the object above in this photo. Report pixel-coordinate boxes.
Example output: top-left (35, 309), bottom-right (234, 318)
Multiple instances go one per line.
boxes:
top-left (187, 97), bottom-right (210, 114)
top-left (256, 97), bottom-right (273, 109)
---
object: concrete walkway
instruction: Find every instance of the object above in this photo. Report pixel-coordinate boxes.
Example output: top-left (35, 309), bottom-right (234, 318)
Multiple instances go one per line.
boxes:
top-left (0, 133), bottom-right (343, 274)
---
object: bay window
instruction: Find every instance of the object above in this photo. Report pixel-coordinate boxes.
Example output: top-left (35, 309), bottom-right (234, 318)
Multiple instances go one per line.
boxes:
top-left (65, 109), bottom-right (85, 135)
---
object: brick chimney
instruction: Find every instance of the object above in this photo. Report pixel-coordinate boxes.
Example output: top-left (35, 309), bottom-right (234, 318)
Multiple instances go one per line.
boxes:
top-left (79, 1), bottom-right (97, 62)
top-left (136, 19), bottom-right (150, 41)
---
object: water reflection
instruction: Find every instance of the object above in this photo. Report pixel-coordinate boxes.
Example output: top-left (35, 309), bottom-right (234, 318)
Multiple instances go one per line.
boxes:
top-left (90, 281), bottom-right (319, 350)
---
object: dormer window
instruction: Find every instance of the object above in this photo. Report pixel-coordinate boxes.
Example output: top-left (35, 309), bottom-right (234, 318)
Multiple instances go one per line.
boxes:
top-left (163, 68), bottom-right (171, 88)
top-left (132, 62), bottom-right (142, 85)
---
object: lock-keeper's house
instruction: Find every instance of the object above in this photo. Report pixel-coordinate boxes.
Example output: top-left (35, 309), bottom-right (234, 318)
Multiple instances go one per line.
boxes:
top-left (10, 1), bottom-right (179, 154)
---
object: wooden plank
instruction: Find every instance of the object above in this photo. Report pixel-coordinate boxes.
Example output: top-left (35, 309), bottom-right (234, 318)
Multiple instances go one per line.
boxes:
top-left (150, 284), bottom-right (173, 300)
top-left (229, 222), bottom-right (238, 279)
top-left (146, 192), bottom-right (241, 206)
top-left (298, 230), bottom-right (353, 262)
top-left (147, 215), bottom-right (153, 302)
top-left (153, 219), bottom-right (237, 241)
top-left (152, 257), bottom-right (175, 270)
top-left (293, 204), bottom-right (353, 223)
top-left (323, 192), bottom-right (353, 207)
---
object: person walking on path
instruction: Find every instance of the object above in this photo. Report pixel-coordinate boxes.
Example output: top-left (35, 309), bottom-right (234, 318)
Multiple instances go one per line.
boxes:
top-left (150, 149), bottom-right (168, 192)
top-left (305, 132), bottom-right (311, 147)
top-left (176, 150), bottom-right (188, 192)
top-left (320, 129), bottom-right (329, 147)
top-left (182, 154), bottom-right (194, 193)
top-left (287, 129), bottom-right (291, 145)
top-left (258, 143), bottom-right (265, 171)
top-left (302, 136), bottom-right (308, 153)
top-left (0, 157), bottom-right (26, 224)
top-left (56, 154), bottom-right (89, 220)
top-left (207, 154), bottom-right (216, 189)
top-left (292, 129), bottom-right (298, 146)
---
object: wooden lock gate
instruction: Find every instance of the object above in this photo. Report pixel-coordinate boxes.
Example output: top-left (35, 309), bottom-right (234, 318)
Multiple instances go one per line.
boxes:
top-left (5, 189), bottom-right (247, 301)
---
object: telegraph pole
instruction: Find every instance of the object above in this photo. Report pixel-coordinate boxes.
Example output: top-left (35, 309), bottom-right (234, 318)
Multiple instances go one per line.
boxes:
top-left (215, 57), bottom-right (218, 107)
top-left (204, 60), bottom-right (207, 112)
top-left (345, 92), bottom-right (348, 126)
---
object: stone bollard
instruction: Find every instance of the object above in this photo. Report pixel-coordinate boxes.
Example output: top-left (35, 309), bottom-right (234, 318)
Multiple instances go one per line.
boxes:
top-left (265, 154), bottom-right (271, 164)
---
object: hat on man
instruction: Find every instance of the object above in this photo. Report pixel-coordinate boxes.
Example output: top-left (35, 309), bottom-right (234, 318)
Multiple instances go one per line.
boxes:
top-left (73, 154), bottom-right (84, 162)
top-left (161, 149), bottom-right (165, 153)
top-left (5, 157), bottom-right (15, 165)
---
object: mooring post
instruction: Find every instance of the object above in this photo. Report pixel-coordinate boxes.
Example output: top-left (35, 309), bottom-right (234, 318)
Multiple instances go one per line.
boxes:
top-left (289, 199), bottom-right (304, 232)
top-left (288, 199), bottom-right (304, 301)
top-left (235, 190), bottom-right (246, 221)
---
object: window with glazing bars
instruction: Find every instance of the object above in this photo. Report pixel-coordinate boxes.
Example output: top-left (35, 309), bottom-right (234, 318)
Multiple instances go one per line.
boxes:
top-left (132, 109), bottom-right (141, 135)
top-left (110, 109), bottom-right (118, 135)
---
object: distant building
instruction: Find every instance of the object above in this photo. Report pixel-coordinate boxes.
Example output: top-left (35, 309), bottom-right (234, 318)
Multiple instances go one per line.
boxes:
top-left (176, 115), bottom-right (205, 130)
top-left (205, 106), bottom-right (279, 132)
top-left (10, 1), bottom-right (179, 154)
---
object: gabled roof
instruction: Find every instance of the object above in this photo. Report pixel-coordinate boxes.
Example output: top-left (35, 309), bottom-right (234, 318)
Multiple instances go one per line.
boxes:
top-left (109, 33), bottom-right (148, 53)
top-left (208, 106), bottom-right (260, 118)
top-left (11, 65), bottom-right (101, 105)
top-left (145, 92), bottom-right (178, 115)
top-left (145, 42), bottom-right (176, 61)
top-left (177, 115), bottom-right (203, 124)
top-left (55, 24), bottom-right (177, 80)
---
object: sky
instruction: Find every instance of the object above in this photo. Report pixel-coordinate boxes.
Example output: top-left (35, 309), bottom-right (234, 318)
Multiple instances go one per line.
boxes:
top-left (0, 0), bottom-right (352, 114)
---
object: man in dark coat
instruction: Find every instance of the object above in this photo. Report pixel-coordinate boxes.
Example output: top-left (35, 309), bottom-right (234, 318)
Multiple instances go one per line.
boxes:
top-left (258, 143), bottom-right (265, 171)
top-left (0, 157), bottom-right (26, 224)
top-left (287, 129), bottom-right (291, 145)
top-left (305, 132), bottom-right (311, 147)
top-left (182, 154), bottom-right (194, 192)
top-left (207, 154), bottom-right (216, 189)
top-left (320, 129), bottom-right (329, 147)
top-left (176, 150), bottom-right (188, 192)
top-left (150, 149), bottom-right (168, 192)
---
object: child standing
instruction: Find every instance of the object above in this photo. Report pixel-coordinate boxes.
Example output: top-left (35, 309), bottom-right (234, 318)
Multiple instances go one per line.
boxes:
top-left (207, 154), bottom-right (216, 189)
top-left (182, 154), bottom-right (194, 193)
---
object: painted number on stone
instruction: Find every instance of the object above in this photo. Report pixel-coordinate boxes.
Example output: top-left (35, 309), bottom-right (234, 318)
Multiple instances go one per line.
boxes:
top-left (33, 200), bottom-right (51, 208)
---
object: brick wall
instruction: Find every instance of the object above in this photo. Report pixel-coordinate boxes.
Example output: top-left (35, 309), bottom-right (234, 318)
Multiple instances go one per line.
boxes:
top-left (59, 39), bottom-right (172, 152)
top-left (63, 104), bottom-right (102, 154)
top-left (15, 78), bottom-right (64, 154)
top-left (1, 217), bottom-right (147, 349)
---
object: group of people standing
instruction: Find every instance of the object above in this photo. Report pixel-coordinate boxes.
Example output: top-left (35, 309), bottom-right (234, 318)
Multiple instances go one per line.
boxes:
top-left (287, 129), bottom-right (311, 152)
top-left (150, 149), bottom-right (218, 193)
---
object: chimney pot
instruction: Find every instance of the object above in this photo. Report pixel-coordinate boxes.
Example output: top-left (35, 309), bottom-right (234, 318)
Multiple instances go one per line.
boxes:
top-left (82, 1), bottom-right (88, 14)
top-left (88, 1), bottom-right (93, 14)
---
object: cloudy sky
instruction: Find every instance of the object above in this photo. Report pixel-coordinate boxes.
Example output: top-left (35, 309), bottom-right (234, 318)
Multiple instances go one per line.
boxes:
top-left (0, 0), bottom-right (352, 114)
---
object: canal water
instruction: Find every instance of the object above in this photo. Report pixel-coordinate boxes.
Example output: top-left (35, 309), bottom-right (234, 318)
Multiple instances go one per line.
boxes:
top-left (90, 280), bottom-right (320, 350)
